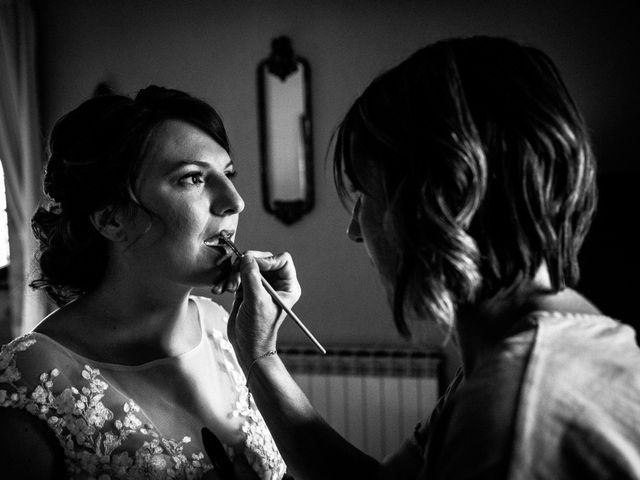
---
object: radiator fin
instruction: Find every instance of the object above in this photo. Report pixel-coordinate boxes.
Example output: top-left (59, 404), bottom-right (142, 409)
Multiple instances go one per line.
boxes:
top-left (280, 346), bottom-right (443, 460)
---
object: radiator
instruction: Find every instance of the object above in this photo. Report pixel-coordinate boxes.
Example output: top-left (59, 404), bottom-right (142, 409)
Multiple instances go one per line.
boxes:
top-left (279, 346), bottom-right (444, 460)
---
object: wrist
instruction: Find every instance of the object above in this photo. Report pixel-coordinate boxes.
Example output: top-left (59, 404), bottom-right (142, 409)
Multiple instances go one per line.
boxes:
top-left (246, 348), bottom-right (277, 379)
top-left (244, 350), bottom-right (279, 402)
top-left (237, 343), bottom-right (277, 372)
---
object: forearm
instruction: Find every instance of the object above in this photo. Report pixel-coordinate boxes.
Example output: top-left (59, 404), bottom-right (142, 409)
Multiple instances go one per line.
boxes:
top-left (229, 254), bottom-right (410, 479)
top-left (247, 354), bottom-right (382, 480)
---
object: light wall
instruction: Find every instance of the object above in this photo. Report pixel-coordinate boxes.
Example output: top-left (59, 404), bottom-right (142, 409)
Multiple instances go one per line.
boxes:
top-left (34, 0), bottom-right (638, 361)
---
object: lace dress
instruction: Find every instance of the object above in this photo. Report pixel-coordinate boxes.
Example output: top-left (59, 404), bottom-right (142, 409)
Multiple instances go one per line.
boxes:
top-left (0, 296), bottom-right (286, 479)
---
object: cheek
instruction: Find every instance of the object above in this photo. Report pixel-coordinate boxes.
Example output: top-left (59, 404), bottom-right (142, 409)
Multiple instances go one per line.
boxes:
top-left (362, 229), bottom-right (396, 304)
top-left (135, 202), bottom-right (198, 251)
top-left (360, 212), bottom-right (395, 278)
top-left (367, 233), bottom-right (395, 276)
top-left (167, 205), bottom-right (196, 235)
top-left (158, 200), bottom-right (202, 235)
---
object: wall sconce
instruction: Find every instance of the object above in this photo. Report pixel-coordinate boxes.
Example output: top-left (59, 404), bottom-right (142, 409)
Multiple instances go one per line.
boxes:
top-left (257, 36), bottom-right (314, 225)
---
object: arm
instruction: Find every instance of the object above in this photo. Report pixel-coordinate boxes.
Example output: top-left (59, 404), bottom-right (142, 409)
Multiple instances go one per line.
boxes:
top-left (245, 352), bottom-right (423, 480)
top-left (227, 253), bottom-right (424, 480)
top-left (0, 407), bottom-right (67, 479)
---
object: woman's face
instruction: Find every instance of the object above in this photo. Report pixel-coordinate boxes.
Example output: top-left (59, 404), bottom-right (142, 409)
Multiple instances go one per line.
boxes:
top-left (346, 133), bottom-right (397, 290)
top-left (119, 120), bottom-right (244, 288)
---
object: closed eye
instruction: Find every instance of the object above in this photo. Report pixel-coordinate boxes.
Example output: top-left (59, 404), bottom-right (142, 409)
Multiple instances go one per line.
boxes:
top-left (225, 169), bottom-right (238, 180)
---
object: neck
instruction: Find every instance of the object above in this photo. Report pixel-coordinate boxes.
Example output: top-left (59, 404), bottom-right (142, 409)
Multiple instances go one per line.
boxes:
top-left (454, 265), bottom-right (557, 374)
top-left (87, 286), bottom-right (191, 334)
top-left (61, 269), bottom-right (199, 364)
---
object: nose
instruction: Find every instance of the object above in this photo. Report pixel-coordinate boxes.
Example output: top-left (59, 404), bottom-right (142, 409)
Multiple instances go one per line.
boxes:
top-left (347, 198), bottom-right (363, 243)
top-left (211, 178), bottom-right (245, 217)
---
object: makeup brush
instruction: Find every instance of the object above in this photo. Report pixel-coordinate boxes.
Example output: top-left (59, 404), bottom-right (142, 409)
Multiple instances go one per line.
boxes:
top-left (219, 235), bottom-right (326, 355)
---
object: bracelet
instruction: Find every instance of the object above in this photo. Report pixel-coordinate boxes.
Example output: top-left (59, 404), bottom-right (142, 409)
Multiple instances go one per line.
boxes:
top-left (245, 349), bottom-right (277, 401)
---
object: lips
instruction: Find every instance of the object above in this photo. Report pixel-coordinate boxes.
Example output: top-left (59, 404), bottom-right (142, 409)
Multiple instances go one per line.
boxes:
top-left (203, 229), bottom-right (234, 247)
top-left (204, 232), bottom-right (234, 266)
top-left (203, 231), bottom-right (236, 286)
top-left (206, 236), bottom-right (234, 283)
top-left (203, 237), bottom-right (224, 247)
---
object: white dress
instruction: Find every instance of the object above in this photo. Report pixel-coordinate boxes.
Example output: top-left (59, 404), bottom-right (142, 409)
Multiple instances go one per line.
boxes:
top-left (0, 296), bottom-right (286, 479)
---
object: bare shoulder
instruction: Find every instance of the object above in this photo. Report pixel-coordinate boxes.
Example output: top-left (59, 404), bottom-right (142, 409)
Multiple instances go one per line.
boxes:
top-left (32, 300), bottom-right (77, 336)
top-left (32, 300), bottom-right (94, 356)
top-left (0, 407), bottom-right (66, 478)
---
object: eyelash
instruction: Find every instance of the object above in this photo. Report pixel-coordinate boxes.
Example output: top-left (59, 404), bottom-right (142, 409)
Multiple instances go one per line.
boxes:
top-left (180, 172), bottom-right (205, 186)
top-left (179, 170), bottom-right (237, 186)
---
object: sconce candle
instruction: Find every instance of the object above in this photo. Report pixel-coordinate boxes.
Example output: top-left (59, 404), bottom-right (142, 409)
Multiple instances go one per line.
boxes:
top-left (258, 36), bottom-right (314, 225)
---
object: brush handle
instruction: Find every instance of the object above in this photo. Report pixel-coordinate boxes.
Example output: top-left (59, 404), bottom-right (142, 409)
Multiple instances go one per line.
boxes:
top-left (258, 275), bottom-right (327, 355)
top-left (219, 235), bottom-right (326, 355)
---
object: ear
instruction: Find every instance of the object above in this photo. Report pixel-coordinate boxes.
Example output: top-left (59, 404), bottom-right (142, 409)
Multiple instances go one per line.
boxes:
top-left (90, 205), bottom-right (128, 242)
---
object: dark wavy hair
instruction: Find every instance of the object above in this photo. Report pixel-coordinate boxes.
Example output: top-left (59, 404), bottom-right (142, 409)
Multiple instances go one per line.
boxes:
top-left (333, 36), bottom-right (597, 337)
top-left (31, 85), bottom-right (231, 306)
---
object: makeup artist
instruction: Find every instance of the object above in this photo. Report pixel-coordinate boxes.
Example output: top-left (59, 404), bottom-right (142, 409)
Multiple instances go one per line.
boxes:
top-left (227, 36), bottom-right (640, 479)
top-left (0, 86), bottom-right (288, 479)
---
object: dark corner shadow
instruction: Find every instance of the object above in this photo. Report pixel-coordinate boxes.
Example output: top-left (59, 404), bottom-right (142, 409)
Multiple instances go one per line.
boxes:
top-left (578, 171), bottom-right (640, 335)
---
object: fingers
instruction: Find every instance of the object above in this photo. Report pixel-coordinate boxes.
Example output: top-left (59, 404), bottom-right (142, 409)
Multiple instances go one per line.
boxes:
top-left (237, 255), bottom-right (268, 303)
top-left (243, 250), bottom-right (274, 259)
top-left (248, 252), bottom-right (301, 300)
top-left (211, 251), bottom-right (275, 296)
top-left (249, 251), bottom-right (296, 275)
top-left (222, 270), bottom-right (241, 294)
top-left (226, 250), bottom-right (301, 364)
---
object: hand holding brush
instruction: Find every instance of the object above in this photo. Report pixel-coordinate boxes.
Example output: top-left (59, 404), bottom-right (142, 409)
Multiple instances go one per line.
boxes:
top-left (218, 234), bottom-right (325, 355)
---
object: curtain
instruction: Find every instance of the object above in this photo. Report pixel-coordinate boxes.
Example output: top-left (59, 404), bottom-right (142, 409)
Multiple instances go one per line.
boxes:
top-left (0, 0), bottom-right (47, 337)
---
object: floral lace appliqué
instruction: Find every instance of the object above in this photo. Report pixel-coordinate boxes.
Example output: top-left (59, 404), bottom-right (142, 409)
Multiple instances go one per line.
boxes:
top-left (0, 335), bottom-right (211, 479)
top-left (212, 330), bottom-right (286, 480)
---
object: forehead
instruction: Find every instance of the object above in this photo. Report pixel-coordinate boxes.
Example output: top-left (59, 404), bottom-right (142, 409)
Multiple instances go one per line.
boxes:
top-left (142, 119), bottom-right (230, 172)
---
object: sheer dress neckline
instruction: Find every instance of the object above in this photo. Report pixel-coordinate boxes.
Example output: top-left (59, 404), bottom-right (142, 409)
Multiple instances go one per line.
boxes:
top-left (29, 297), bottom-right (206, 371)
top-left (1, 296), bottom-right (287, 479)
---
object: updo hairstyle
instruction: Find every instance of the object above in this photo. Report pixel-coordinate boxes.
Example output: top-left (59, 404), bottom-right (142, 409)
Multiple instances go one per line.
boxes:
top-left (30, 85), bottom-right (230, 306)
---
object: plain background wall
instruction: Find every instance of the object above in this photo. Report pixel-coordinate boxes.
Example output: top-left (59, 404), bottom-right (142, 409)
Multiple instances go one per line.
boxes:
top-left (32, 1), bottom-right (639, 378)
